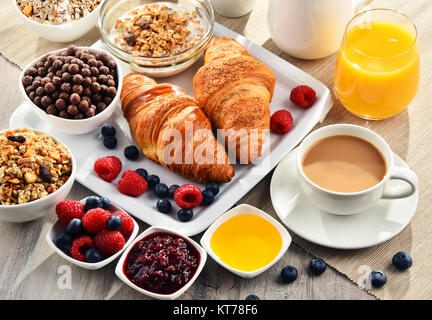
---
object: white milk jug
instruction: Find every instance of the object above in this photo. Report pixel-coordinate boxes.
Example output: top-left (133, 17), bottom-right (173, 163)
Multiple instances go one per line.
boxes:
top-left (268, 0), bottom-right (373, 59)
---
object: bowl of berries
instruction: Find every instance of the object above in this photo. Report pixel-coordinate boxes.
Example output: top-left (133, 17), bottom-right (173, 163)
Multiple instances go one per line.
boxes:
top-left (46, 195), bottom-right (138, 270)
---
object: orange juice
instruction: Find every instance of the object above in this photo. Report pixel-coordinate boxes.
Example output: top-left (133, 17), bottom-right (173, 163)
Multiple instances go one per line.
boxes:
top-left (210, 214), bottom-right (282, 272)
top-left (334, 16), bottom-right (420, 119)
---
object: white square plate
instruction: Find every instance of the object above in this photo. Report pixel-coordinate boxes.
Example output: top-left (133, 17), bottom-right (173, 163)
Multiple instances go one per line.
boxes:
top-left (10, 23), bottom-right (331, 236)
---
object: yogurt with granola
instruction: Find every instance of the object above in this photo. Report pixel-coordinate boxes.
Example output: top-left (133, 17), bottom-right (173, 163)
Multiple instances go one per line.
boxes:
top-left (110, 2), bottom-right (205, 57)
top-left (0, 128), bottom-right (72, 205)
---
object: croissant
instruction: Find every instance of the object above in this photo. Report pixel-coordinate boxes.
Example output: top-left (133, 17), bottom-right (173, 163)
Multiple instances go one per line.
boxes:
top-left (120, 73), bottom-right (234, 184)
top-left (193, 37), bottom-right (276, 164)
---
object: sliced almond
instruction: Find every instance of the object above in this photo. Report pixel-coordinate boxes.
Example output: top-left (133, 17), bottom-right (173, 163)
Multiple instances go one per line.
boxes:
top-left (49, 152), bottom-right (61, 161)
top-left (8, 178), bottom-right (20, 184)
top-left (24, 172), bottom-right (37, 184)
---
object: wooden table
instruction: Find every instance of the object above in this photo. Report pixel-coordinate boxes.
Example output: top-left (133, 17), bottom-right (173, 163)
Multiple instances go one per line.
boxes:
top-left (0, 4), bottom-right (381, 300)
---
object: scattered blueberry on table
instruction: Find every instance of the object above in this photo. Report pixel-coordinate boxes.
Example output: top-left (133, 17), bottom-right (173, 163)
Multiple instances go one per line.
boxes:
top-left (201, 189), bottom-right (215, 205)
top-left (370, 270), bottom-right (387, 288)
top-left (168, 184), bottom-right (180, 199)
top-left (309, 258), bottom-right (327, 275)
top-left (124, 145), bottom-right (139, 160)
top-left (135, 168), bottom-right (148, 180)
top-left (245, 294), bottom-right (260, 300)
top-left (101, 125), bottom-right (116, 137)
top-left (157, 199), bottom-right (172, 214)
top-left (147, 174), bottom-right (160, 188)
top-left (281, 265), bottom-right (298, 283)
top-left (205, 182), bottom-right (220, 195)
top-left (103, 136), bottom-right (117, 149)
top-left (392, 251), bottom-right (413, 271)
top-left (154, 183), bottom-right (169, 198)
top-left (177, 208), bottom-right (193, 222)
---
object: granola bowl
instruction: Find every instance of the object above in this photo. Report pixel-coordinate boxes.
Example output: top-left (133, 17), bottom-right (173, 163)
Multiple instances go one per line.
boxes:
top-left (0, 128), bottom-right (76, 223)
top-left (13, 0), bottom-right (107, 43)
top-left (98, 0), bottom-right (214, 77)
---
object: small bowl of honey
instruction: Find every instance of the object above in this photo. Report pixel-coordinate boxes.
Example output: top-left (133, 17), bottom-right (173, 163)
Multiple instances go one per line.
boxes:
top-left (200, 204), bottom-right (292, 278)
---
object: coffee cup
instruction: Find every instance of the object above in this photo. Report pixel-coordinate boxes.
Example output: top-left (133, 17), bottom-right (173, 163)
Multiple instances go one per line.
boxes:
top-left (296, 124), bottom-right (418, 215)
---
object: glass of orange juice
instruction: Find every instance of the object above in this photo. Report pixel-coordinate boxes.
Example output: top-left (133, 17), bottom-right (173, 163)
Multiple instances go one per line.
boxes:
top-left (334, 9), bottom-right (420, 120)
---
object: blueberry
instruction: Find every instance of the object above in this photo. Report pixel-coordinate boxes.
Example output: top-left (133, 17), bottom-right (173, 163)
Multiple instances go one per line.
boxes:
top-left (205, 182), bottom-right (220, 195)
top-left (147, 175), bottom-right (160, 188)
top-left (281, 266), bottom-right (298, 283)
top-left (135, 168), bottom-right (148, 180)
top-left (168, 184), bottom-right (180, 199)
top-left (201, 189), bottom-right (215, 205)
top-left (65, 218), bottom-right (83, 236)
top-left (54, 232), bottom-right (73, 251)
top-left (101, 125), bottom-right (116, 137)
top-left (177, 208), bottom-right (193, 222)
top-left (309, 258), bottom-right (327, 275)
top-left (103, 136), bottom-right (117, 149)
top-left (124, 145), bottom-right (139, 160)
top-left (157, 199), bottom-right (172, 214)
top-left (370, 270), bottom-right (387, 288)
top-left (106, 215), bottom-right (122, 231)
top-left (100, 197), bottom-right (110, 210)
top-left (84, 196), bottom-right (102, 212)
top-left (85, 248), bottom-right (103, 263)
top-left (154, 183), bottom-right (169, 198)
top-left (245, 294), bottom-right (260, 300)
top-left (392, 252), bottom-right (413, 271)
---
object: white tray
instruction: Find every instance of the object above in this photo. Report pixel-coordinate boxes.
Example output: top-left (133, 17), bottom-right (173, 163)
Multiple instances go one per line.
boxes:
top-left (9, 23), bottom-right (331, 236)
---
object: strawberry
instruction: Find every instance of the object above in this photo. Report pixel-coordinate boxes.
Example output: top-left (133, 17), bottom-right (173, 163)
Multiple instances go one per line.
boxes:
top-left (55, 200), bottom-right (85, 225)
top-left (117, 170), bottom-right (148, 197)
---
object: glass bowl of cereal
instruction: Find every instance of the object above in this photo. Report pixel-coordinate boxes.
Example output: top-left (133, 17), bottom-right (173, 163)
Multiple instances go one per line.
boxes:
top-left (13, 0), bottom-right (106, 42)
top-left (98, 0), bottom-right (214, 77)
top-left (0, 128), bottom-right (76, 223)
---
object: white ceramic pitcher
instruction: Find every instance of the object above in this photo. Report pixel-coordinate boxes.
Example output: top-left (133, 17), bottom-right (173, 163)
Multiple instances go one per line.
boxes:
top-left (268, 0), bottom-right (373, 60)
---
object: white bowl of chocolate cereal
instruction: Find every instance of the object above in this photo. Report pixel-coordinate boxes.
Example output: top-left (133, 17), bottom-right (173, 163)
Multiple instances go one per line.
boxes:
top-left (0, 128), bottom-right (76, 222)
top-left (13, 0), bottom-right (106, 42)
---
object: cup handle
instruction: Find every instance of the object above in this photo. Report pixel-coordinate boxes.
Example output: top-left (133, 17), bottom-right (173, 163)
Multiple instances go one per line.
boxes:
top-left (352, 0), bottom-right (373, 12)
top-left (382, 166), bottom-right (418, 199)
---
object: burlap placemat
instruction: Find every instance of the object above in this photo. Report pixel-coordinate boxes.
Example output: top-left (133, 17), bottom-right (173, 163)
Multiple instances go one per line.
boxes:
top-left (1, 0), bottom-right (432, 300)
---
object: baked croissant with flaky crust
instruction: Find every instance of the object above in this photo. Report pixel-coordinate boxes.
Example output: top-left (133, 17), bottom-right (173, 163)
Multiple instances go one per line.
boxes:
top-left (193, 37), bottom-right (276, 165)
top-left (120, 73), bottom-right (234, 184)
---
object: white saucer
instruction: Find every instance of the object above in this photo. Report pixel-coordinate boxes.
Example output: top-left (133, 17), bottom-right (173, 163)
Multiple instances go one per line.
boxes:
top-left (270, 147), bottom-right (418, 249)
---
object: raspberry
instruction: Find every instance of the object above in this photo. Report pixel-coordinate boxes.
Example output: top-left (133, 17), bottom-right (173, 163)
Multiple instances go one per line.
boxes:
top-left (94, 230), bottom-right (125, 256)
top-left (117, 170), bottom-right (148, 196)
top-left (55, 200), bottom-right (85, 225)
top-left (70, 235), bottom-right (94, 262)
top-left (290, 85), bottom-right (316, 108)
top-left (94, 156), bottom-right (122, 182)
top-left (174, 184), bottom-right (203, 209)
top-left (112, 211), bottom-right (134, 237)
top-left (270, 110), bottom-right (293, 134)
top-left (82, 208), bottom-right (111, 234)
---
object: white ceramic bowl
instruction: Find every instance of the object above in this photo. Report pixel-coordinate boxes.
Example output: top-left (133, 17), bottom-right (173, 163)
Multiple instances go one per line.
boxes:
top-left (12, 0), bottom-right (106, 42)
top-left (115, 226), bottom-right (207, 300)
top-left (0, 128), bottom-right (76, 222)
top-left (200, 203), bottom-right (291, 278)
top-left (46, 197), bottom-right (139, 270)
top-left (19, 46), bottom-right (123, 134)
